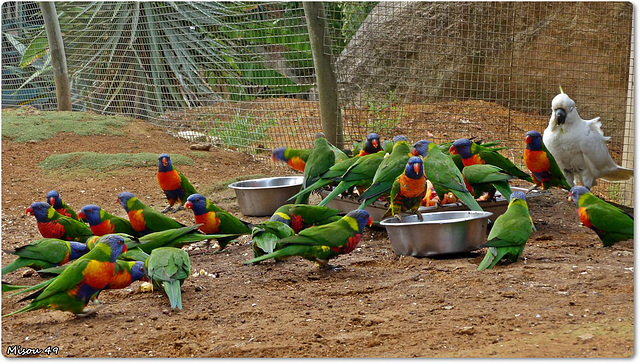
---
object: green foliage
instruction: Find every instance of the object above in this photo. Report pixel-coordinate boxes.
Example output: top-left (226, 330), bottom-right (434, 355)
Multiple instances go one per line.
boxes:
top-left (39, 152), bottom-right (193, 176)
top-left (203, 114), bottom-right (277, 149)
top-left (365, 90), bottom-right (405, 135)
top-left (1, 109), bottom-right (128, 142)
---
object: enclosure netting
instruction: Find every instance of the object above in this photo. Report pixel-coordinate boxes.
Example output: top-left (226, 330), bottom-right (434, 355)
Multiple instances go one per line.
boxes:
top-left (1, 1), bottom-right (634, 205)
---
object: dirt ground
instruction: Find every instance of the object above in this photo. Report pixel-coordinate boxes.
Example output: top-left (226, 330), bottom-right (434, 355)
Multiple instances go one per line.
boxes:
top-left (0, 112), bottom-right (634, 358)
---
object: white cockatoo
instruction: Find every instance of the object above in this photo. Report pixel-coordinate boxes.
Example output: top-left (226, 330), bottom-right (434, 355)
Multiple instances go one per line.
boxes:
top-left (542, 92), bottom-right (633, 189)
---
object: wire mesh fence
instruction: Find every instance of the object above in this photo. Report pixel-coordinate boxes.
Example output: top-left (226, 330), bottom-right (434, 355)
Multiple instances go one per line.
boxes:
top-left (1, 1), bottom-right (634, 204)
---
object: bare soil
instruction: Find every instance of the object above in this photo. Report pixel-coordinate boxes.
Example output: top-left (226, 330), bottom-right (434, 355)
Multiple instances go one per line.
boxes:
top-left (1, 111), bottom-right (634, 358)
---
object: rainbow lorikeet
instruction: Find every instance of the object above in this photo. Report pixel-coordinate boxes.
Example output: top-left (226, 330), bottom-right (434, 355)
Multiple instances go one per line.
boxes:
top-left (435, 139), bottom-right (507, 172)
top-left (317, 150), bottom-right (386, 206)
top-left (462, 164), bottom-right (513, 201)
top-left (2, 234), bottom-right (127, 317)
top-left (78, 204), bottom-right (138, 237)
top-left (125, 224), bottom-right (236, 253)
top-left (295, 133), bottom-right (337, 204)
top-left (243, 209), bottom-right (373, 269)
top-left (353, 132), bottom-right (382, 157)
top-left (2, 239), bottom-right (89, 276)
top-left (477, 191), bottom-right (533, 270)
top-left (46, 190), bottom-right (80, 221)
top-left (570, 186), bottom-right (634, 246)
top-left (26, 202), bottom-right (94, 243)
top-left (449, 138), bottom-right (533, 183)
top-left (146, 247), bottom-right (191, 310)
top-left (157, 153), bottom-right (199, 213)
top-left (272, 147), bottom-right (312, 173)
top-left (270, 204), bottom-right (343, 233)
top-left (384, 156), bottom-right (427, 221)
top-left (250, 221), bottom-right (295, 260)
top-left (412, 140), bottom-right (483, 211)
top-left (117, 192), bottom-right (185, 235)
top-left (184, 194), bottom-right (252, 250)
top-left (524, 130), bottom-right (572, 190)
top-left (359, 136), bottom-right (412, 209)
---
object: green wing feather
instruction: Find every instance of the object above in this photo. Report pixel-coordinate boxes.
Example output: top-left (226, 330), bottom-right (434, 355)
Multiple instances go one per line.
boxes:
top-left (425, 145), bottom-right (482, 211)
top-left (359, 141), bottom-right (412, 202)
top-left (132, 199), bottom-right (185, 231)
top-left (178, 171), bottom-right (199, 201)
top-left (581, 194), bottom-right (634, 245)
top-left (474, 145), bottom-right (532, 182)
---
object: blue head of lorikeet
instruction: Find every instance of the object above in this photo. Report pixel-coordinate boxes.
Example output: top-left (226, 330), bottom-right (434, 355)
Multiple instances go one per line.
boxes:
top-left (271, 147), bottom-right (287, 163)
top-left (46, 190), bottom-right (63, 209)
top-left (78, 204), bottom-right (102, 226)
top-left (363, 133), bottom-right (381, 153)
top-left (117, 192), bottom-right (136, 212)
top-left (100, 234), bottom-right (129, 260)
top-left (184, 194), bottom-right (207, 215)
top-left (570, 186), bottom-right (590, 207)
top-left (69, 241), bottom-right (90, 259)
top-left (509, 190), bottom-right (527, 202)
top-left (25, 202), bottom-right (53, 223)
top-left (405, 156), bottom-right (424, 179)
top-left (411, 140), bottom-right (433, 157)
top-left (130, 260), bottom-right (150, 282)
top-left (449, 138), bottom-right (473, 158)
top-left (392, 135), bottom-right (408, 144)
top-left (525, 131), bottom-right (543, 151)
top-left (349, 209), bottom-right (374, 232)
top-left (158, 153), bottom-right (174, 173)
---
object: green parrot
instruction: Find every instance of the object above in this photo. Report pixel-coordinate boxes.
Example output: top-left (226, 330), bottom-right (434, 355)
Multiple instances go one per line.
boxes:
top-left (295, 133), bottom-right (337, 204)
top-left (449, 138), bottom-right (533, 183)
top-left (524, 130), bottom-right (572, 190)
top-left (477, 191), bottom-right (533, 270)
top-left (412, 140), bottom-right (483, 211)
top-left (46, 190), bottom-right (81, 221)
top-left (243, 209), bottom-right (373, 268)
top-left (2, 238), bottom-right (89, 276)
top-left (462, 164), bottom-right (513, 201)
top-left (157, 153), bottom-right (200, 213)
top-left (145, 247), bottom-right (191, 310)
top-left (124, 224), bottom-right (237, 253)
top-left (2, 234), bottom-right (128, 317)
top-left (271, 146), bottom-right (312, 173)
top-left (436, 139), bottom-right (507, 172)
top-left (269, 204), bottom-right (343, 233)
top-left (78, 204), bottom-right (139, 237)
top-left (117, 192), bottom-right (185, 235)
top-left (358, 136), bottom-right (412, 209)
top-left (250, 220), bottom-right (295, 259)
top-left (570, 186), bottom-right (634, 246)
top-left (317, 150), bottom-right (386, 206)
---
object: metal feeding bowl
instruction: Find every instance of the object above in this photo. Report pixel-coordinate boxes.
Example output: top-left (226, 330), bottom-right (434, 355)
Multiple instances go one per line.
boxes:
top-left (228, 176), bottom-right (303, 216)
top-left (380, 211), bottom-right (493, 257)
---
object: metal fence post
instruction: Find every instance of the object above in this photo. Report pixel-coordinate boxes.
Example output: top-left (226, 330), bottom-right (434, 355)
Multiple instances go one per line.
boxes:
top-left (39, 1), bottom-right (71, 111)
top-left (621, 11), bottom-right (635, 206)
top-left (303, 2), bottom-right (344, 149)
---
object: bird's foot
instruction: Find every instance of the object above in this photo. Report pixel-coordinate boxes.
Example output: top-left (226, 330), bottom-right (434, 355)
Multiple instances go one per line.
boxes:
top-left (75, 305), bottom-right (104, 318)
top-left (526, 184), bottom-right (541, 193)
top-left (172, 205), bottom-right (185, 213)
top-left (321, 264), bottom-right (344, 271)
top-left (413, 210), bottom-right (423, 222)
top-left (161, 205), bottom-right (173, 214)
top-left (393, 214), bottom-right (404, 223)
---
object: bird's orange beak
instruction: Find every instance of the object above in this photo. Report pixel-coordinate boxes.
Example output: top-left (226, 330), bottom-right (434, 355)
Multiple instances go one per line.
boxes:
top-left (49, 197), bottom-right (56, 206)
top-left (162, 157), bottom-right (168, 167)
top-left (448, 146), bottom-right (458, 155)
top-left (525, 136), bottom-right (532, 144)
top-left (25, 207), bottom-right (34, 215)
top-left (367, 216), bottom-right (373, 227)
top-left (77, 211), bottom-right (86, 220)
top-left (411, 148), bottom-right (420, 156)
top-left (413, 163), bottom-right (420, 174)
top-left (121, 244), bottom-right (128, 253)
top-left (184, 201), bottom-right (193, 210)
top-left (372, 140), bottom-right (379, 149)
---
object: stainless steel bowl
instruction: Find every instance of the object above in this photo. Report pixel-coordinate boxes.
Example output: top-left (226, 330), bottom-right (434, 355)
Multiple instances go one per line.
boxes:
top-left (380, 211), bottom-right (493, 257)
top-left (228, 176), bottom-right (303, 216)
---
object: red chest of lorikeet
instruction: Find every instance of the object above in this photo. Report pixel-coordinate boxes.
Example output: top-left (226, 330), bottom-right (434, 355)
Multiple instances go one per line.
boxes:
top-left (117, 192), bottom-right (185, 235)
top-left (243, 209), bottom-right (373, 269)
top-left (2, 239), bottom-right (89, 276)
top-left (272, 147), bottom-right (311, 173)
top-left (157, 153), bottom-right (199, 213)
top-left (449, 138), bottom-right (533, 183)
top-left (185, 194), bottom-right (252, 250)
top-left (385, 156), bottom-right (427, 219)
top-left (523, 130), bottom-right (572, 190)
top-left (2, 234), bottom-right (127, 317)
top-left (269, 204), bottom-right (343, 233)
top-left (26, 202), bottom-right (94, 243)
top-left (570, 186), bottom-right (634, 246)
top-left (46, 190), bottom-right (80, 221)
top-left (79, 204), bottom-right (139, 237)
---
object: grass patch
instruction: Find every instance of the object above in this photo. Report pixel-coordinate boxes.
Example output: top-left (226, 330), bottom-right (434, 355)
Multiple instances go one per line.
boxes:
top-left (2, 108), bottom-right (130, 142)
top-left (39, 152), bottom-right (193, 175)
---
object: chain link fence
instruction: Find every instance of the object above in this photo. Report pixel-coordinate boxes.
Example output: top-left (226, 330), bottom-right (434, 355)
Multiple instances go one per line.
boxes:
top-left (1, 1), bottom-right (634, 204)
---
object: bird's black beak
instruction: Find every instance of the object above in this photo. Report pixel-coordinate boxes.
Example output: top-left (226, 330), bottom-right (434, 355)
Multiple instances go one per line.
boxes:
top-left (555, 108), bottom-right (567, 124)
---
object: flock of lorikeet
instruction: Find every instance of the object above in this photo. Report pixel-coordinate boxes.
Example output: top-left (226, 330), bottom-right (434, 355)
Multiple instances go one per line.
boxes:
top-left (2, 93), bottom-right (634, 319)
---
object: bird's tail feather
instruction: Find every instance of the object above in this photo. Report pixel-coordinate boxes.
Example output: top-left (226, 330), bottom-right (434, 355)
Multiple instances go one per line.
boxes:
top-left (318, 181), bottom-right (357, 207)
top-left (163, 280), bottom-right (182, 310)
top-left (477, 247), bottom-right (507, 271)
top-left (2, 303), bottom-right (35, 318)
top-left (9, 278), bottom-right (55, 297)
top-left (452, 190), bottom-right (483, 212)
top-left (1, 258), bottom-right (29, 276)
